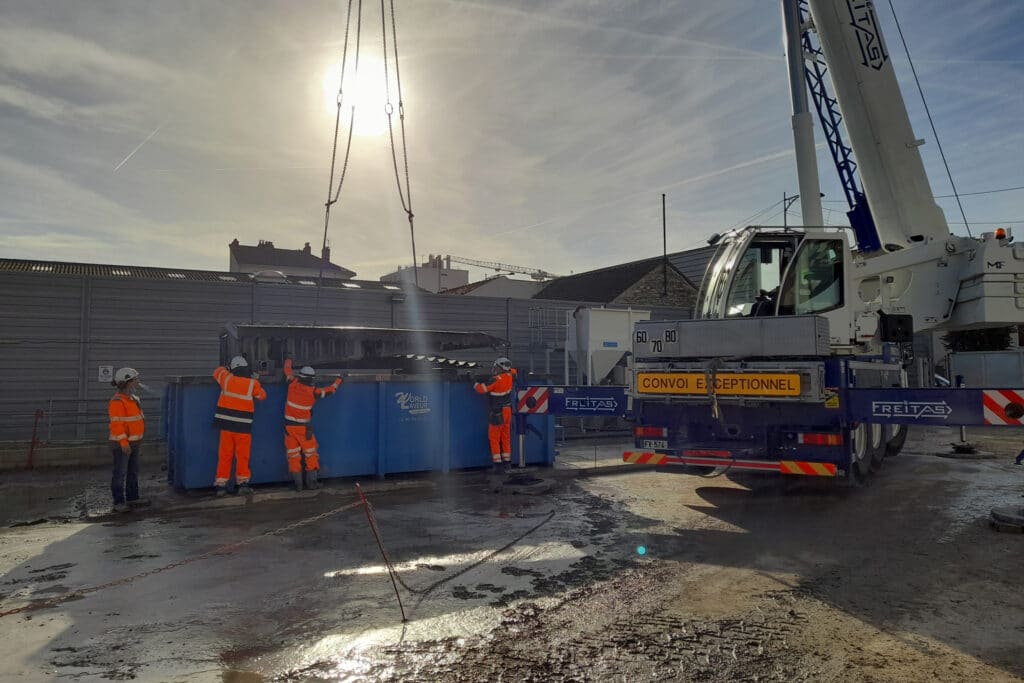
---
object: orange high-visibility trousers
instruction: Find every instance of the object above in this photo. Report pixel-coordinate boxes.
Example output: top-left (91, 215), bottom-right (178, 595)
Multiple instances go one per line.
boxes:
top-left (216, 430), bottom-right (252, 485)
top-left (283, 425), bottom-right (320, 472)
top-left (488, 406), bottom-right (512, 463)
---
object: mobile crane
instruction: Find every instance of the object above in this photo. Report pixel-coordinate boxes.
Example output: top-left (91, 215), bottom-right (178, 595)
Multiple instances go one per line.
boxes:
top-left (622, 0), bottom-right (1024, 483)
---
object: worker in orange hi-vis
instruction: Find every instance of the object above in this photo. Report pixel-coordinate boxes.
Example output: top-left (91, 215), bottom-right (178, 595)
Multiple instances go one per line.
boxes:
top-left (283, 356), bottom-right (342, 491)
top-left (474, 357), bottom-right (516, 474)
top-left (108, 367), bottom-right (147, 513)
top-left (212, 356), bottom-right (267, 497)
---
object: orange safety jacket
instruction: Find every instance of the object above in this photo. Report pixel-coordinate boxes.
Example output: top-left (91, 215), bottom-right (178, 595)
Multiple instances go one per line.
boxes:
top-left (108, 392), bottom-right (145, 448)
top-left (213, 366), bottom-right (267, 433)
top-left (474, 369), bottom-right (515, 412)
top-left (283, 359), bottom-right (341, 426)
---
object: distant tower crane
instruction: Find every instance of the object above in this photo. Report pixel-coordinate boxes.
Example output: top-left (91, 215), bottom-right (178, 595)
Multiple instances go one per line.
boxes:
top-left (446, 255), bottom-right (561, 281)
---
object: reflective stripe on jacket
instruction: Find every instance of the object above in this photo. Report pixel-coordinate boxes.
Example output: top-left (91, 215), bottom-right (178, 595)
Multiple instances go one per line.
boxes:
top-left (475, 370), bottom-right (515, 411)
top-left (108, 392), bottom-right (145, 446)
top-left (213, 366), bottom-right (266, 433)
top-left (283, 358), bottom-right (340, 426)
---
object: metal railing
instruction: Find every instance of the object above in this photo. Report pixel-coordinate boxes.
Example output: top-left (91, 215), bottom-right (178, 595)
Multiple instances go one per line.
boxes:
top-left (0, 397), bottom-right (162, 444)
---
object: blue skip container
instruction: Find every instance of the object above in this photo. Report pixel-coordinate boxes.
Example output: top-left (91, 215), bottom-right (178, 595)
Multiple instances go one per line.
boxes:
top-left (163, 376), bottom-right (554, 489)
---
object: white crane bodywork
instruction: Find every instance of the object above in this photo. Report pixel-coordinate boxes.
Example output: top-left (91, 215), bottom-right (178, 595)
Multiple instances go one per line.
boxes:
top-left (698, 0), bottom-right (1024, 347)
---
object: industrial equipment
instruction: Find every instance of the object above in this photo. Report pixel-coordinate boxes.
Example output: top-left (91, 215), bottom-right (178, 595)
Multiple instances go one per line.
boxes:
top-left (218, 323), bottom-right (503, 379)
top-left (622, 0), bottom-right (1024, 483)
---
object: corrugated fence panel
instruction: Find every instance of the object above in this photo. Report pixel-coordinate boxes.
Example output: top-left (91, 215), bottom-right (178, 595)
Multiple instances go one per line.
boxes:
top-left (397, 293), bottom-right (509, 336)
top-left (256, 284), bottom-right (395, 326)
top-left (0, 275), bottom-right (85, 439)
top-left (0, 274), bottom-right (84, 339)
top-left (88, 278), bottom-right (253, 338)
top-left (0, 270), bottom-right (692, 443)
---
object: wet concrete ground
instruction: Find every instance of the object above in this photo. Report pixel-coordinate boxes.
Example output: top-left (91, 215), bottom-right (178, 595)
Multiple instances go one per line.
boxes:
top-left (0, 428), bottom-right (1022, 681)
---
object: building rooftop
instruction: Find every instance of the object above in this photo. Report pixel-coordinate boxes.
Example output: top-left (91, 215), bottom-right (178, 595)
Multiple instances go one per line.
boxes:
top-left (229, 239), bottom-right (355, 278)
top-left (0, 258), bottom-right (402, 291)
top-left (533, 255), bottom-right (695, 303)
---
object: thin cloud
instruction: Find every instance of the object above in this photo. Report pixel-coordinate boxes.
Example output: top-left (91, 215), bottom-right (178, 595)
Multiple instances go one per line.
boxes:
top-left (0, 21), bottom-right (179, 85)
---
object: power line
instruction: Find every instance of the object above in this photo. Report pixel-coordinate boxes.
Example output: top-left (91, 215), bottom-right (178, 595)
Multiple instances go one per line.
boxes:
top-left (935, 185), bottom-right (1024, 199)
top-left (948, 220), bottom-right (1023, 225)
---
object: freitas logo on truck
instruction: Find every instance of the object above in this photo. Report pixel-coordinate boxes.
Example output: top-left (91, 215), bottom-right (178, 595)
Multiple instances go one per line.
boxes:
top-left (637, 373), bottom-right (801, 396)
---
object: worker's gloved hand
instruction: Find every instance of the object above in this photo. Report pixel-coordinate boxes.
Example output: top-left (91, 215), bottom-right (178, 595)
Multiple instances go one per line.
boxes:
top-left (121, 443), bottom-right (131, 457)
top-left (333, 378), bottom-right (343, 387)
top-left (474, 383), bottom-right (485, 394)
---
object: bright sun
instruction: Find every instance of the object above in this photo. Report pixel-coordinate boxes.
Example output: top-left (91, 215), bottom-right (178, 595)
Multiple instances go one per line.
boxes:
top-left (322, 55), bottom-right (393, 137)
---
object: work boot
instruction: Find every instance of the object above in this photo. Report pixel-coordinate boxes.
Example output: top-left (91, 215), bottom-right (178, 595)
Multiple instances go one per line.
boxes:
top-left (492, 463), bottom-right (501, 474)
top-left (305, 469), bottom-right (320, 490)
top-left (503, 461), bottom-right (512, 474)
top-left (112, 503), bottom-right (131, 513)
top-left (215, 486), bottom-right (227, 498)
top-left (292, 472), bottom-right (303, 492)
top-left (237, 483), bottom-right (253, 497)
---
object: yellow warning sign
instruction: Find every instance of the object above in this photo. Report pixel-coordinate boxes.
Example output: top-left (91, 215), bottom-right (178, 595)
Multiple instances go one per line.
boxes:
top-left (636, 372), bottom-right (801, 397)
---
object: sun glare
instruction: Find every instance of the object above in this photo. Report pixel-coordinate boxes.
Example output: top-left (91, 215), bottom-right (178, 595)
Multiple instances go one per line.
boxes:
top-left (322, 55), bottom-right (393, 137)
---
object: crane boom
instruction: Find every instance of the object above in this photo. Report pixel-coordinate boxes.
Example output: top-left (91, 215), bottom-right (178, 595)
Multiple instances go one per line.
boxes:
top-left (447, 255), bottom-right (561, 281)
top-left (805, 0), bottom-right (949, 251)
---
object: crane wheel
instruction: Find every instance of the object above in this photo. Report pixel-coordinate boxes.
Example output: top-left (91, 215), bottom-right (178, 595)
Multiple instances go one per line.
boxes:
top-left (884, 424), bottom-right (909, 457)
top-left (847, 422), bottom-right (886, 485)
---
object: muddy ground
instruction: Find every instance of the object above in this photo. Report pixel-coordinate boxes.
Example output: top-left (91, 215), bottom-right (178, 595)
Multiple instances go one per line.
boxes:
top-left (0, 426), bottom-right (1022, 681)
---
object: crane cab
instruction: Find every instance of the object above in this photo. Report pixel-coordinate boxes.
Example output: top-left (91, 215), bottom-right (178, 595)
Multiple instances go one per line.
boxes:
top-left (696, 227), bottom-right (857, 346)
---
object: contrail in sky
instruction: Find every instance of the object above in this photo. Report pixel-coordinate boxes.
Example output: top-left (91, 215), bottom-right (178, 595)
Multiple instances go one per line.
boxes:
top-left (113, 123), bottom-right (164, 172)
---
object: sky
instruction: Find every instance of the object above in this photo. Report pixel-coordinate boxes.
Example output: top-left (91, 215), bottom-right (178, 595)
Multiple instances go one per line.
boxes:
top-left (1, 0), bottom-right (1022, 283)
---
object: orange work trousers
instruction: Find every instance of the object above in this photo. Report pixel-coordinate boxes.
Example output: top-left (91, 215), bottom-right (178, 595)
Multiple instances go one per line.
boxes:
top-left (488, 407), bottom-right (512, 463)
top-left (284, 424), bottom-right (320, 472)
top-left (216, 430), bottom-right (252, 485)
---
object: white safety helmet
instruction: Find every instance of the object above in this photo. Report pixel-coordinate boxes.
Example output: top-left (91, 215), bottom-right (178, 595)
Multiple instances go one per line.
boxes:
top-left (493, 357), bottom-right (512, 372)
top-left (229, 355), bottom-right (249, 370)
top-left (114, 367), bottom-right (140, 384)
top-left (298, 366), bottom-right (316, 379)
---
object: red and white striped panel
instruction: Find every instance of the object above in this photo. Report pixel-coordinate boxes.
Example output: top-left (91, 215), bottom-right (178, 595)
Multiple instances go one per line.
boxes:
top-left (517, 387), bottom-right (550, 414)
top-left (983, 389), bottom-right (1024, 425)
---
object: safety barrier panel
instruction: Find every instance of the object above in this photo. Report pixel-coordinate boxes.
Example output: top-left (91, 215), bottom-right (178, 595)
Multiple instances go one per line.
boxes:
top-left (164, 377), bottom-right (554, 489)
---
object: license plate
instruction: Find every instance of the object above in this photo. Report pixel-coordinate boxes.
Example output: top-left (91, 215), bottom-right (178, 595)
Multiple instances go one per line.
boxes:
top-left (641, 439), bottom-right (668, 449)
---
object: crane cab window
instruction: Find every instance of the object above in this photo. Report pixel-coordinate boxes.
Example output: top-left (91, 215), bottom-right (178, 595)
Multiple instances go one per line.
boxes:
top-left (723, 242), bottom-right (794, 317)
top-left (779, 239), bottom-right (844, 315)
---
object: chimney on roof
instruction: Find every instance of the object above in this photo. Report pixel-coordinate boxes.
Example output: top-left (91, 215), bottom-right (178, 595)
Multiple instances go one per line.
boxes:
top-left (302, 242), bottom-right (312, 255)
top-left (321, 244), bottom-right (331, 263)
top-left (230, 238), bottom-right (239, 247)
